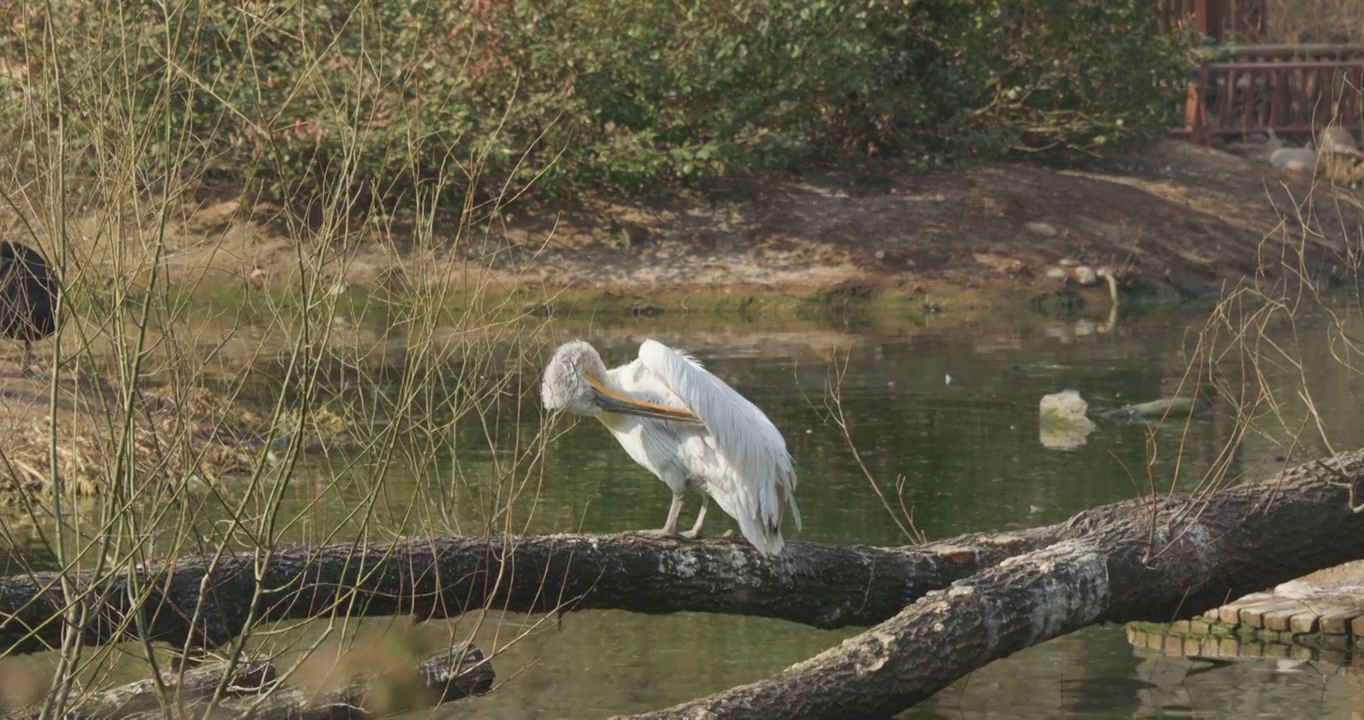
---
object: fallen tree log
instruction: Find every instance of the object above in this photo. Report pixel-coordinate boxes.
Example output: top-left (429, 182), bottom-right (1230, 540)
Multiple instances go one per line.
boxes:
top-left (620, 451), bottom-right (1364, 719)
top-left (10, 451), bottom-right (1364, 718)
top-left (0, 525), bottom-right (1060, 655)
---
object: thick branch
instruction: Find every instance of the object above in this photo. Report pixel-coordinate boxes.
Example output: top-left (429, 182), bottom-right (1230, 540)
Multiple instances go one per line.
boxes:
top-left (0, 527), bottom-right (1059, 655)
top-left (624, 451), bottom-right (1364, 719)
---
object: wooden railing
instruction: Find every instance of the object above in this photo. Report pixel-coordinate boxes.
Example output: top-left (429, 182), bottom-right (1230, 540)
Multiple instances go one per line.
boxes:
top-left (1177, 46), bottom-right (1364, 145)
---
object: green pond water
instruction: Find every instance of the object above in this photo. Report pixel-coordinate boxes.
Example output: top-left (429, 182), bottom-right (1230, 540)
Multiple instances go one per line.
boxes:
top-left (4, 300), bottom-right (1364, 718)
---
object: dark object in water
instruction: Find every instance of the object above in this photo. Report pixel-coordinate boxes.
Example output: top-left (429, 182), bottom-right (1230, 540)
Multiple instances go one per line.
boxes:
top-left (0, 241), bottom-right (59, 373)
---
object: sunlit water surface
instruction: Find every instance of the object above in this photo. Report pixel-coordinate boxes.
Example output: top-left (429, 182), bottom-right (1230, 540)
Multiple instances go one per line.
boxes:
top-left (6, 303), bottom-right (1364, 718)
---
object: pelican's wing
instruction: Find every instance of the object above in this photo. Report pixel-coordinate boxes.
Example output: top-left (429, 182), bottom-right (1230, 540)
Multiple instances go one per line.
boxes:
top-left (637, 340), bottom-right (801, 532)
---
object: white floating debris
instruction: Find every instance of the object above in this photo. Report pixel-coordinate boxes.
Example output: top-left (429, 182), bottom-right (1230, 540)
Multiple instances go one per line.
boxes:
top-left (1039, 389), bottom-right (1096, 451)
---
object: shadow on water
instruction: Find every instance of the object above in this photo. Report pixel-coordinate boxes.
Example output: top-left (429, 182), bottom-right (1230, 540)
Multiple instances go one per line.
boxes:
top-left (5, 300), bottom-right (1364, 718)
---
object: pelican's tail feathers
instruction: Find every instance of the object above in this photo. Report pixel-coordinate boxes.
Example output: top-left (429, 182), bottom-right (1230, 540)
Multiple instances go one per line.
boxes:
top-left (735, 512), bottom-right (786, 558)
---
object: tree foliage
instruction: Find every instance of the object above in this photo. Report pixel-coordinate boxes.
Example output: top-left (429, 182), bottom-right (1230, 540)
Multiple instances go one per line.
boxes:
top-left (0, 0), bottom-right (1196, 204)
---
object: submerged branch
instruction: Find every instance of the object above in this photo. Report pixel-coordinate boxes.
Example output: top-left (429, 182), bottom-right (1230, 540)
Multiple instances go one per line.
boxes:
top-left (28, 642), bottom-right (493, 720)
top-left (622, 451), bottom-right (1364, 719)
top-left (212, 642), bottom-right (494, 720)
top-left (12, 658), bottom-right (275, 720)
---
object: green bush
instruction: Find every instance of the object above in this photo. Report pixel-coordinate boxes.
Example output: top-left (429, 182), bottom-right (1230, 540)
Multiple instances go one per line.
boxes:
top-left (940, 1), bottom-right (1197, 155)
top-left (0, 0), bottom-right (1195, 206)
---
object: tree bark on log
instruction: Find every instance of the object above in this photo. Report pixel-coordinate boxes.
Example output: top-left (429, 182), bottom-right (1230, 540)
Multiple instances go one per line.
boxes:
top-left (0, 528), bottom-right (1059, 655)
top-left (619, 452), bottom-right (1364, 720)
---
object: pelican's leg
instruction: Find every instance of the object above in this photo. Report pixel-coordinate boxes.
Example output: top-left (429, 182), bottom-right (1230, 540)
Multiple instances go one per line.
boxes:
top-left (680, 495), bottom-right (708, 539)
top-left (636, 493), bottom-right (684, 537)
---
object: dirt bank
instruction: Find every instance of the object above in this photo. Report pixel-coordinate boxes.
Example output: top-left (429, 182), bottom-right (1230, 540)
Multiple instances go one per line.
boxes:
top-left (157, 139), bottom-right (1363, 315)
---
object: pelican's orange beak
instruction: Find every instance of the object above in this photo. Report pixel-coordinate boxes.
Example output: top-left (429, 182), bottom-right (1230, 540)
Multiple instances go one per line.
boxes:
top-left (584, 373), bottom-right (703, 424)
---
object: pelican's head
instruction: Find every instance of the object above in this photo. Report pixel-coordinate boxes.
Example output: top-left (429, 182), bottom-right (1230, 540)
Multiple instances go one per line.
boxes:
top-left (541, 340), bottom-right (703, 424)
top-left (541, 340), bottom-right (611, 418)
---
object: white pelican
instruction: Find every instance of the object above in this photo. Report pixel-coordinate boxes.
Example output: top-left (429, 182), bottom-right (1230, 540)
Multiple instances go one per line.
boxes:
top-left (541, 339), bottom-right (801, 557)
